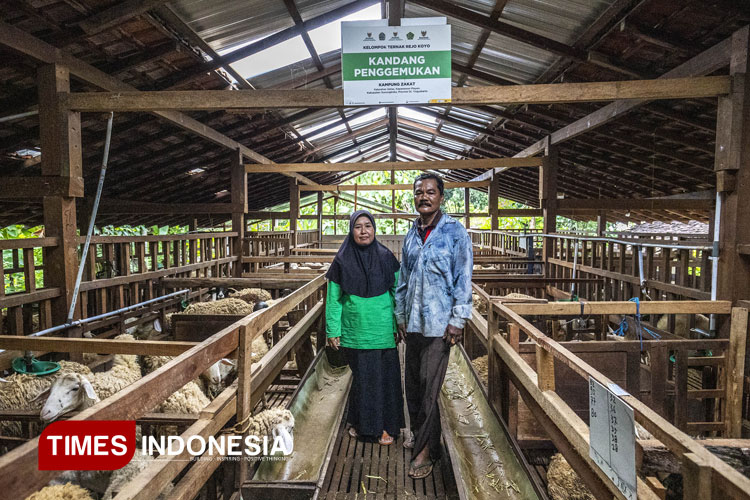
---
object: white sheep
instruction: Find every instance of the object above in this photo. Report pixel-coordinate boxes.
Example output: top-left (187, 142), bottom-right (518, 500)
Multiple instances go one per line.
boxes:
top-left (24, 483), bottom-right (94, 500)
top-left (0, 360), bottom-right (92, 437)
top-left (243, 408), bottom-right (295, 454)
top-left (40, 334), bottom-right (142, 422)
top-left (140, 355), bottom-right (210, 414)
top-left (201, 358), bottom-right (236, 398)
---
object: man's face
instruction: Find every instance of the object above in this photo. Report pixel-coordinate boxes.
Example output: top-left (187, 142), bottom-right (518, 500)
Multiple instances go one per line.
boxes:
top-left (352, 215), bottom-right (375, 246)
top-left (414, 178), bottom-right (444, 217)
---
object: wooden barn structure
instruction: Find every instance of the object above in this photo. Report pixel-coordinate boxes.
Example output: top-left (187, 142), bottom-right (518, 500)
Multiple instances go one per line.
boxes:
top-left (2, 0), bottom-right (750, 499)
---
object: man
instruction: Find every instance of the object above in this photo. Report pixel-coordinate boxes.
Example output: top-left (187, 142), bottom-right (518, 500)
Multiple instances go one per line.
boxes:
top-left (395, 172), bottom-right (473, 479)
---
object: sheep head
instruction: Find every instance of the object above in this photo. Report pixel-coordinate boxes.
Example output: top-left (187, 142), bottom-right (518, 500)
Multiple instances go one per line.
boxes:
top-left (201, 359), bottom-right (236, 397)
top-left (40, 373), bottom-right (100, 422)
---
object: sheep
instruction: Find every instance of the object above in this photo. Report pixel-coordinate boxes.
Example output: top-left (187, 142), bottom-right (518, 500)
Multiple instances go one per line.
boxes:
top-left (547, 453), bottom-right (595, 500)
top-left (471, 355), bottom-right (488, 386)
top-left (656, 313), bottom-right (709, 337)
top-left (140, 355), bottom-right (210, 414)
top-left (0, 360), bottom-right (92, 438)
top-left (101, 454), bottom-right (173, 500)
top-left (24, 483), bottom-right (94, 500)
top-left (40, 334), bottom-right (142, 422)
top-left (181, 297), bottom-right (253, 315)
top-left (231, 287), bottom-right (272, 305)
top-left (201, 358), bottom-right (237, 398)
top-left (472, 292), bottom-right (488, 314)
top-left (243, 408), bottom-right (295, 454)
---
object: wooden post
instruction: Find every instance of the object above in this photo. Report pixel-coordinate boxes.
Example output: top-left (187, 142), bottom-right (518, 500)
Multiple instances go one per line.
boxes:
top-left (716, 26), bottom-right (750, 306)
top-left (541, 139), bottom-right (559, 268)
top-left (535, 344), bottom-right (556, 391)
top-left (726, 307), bottom-right (748, 437)
top-left (596, 211), bottom-right (606, 237)
top-left (235, 325), bottom-right (252, 487)
top-left (464, 187), bottom-right (470, 229)
top-left (489, 173), bottom-right (499, 231)
top-left (38, 64), bottom-right (82, 328)
top-left (682, 452), bottom-right (713, 500)
top-left (289, 178), bottom-right (299, 249)
top-left (317, 191), bottom-right (324, 245)
top-left (231, 149), bottom-right (246, 278)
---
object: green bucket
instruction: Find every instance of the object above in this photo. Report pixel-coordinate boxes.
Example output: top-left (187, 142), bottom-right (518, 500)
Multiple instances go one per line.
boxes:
top-left (11, 357), bottom-right (61, 376)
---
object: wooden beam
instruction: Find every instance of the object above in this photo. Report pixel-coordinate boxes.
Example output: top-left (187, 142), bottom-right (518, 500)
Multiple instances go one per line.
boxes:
top-left (246, 158), bottom-right (542, 174)
top-left (77, 0), bottom-right (169, 36)
top-left (0, 176), bottom-right (84, 199)
top-left (0, 21), bottom-right (314, 186)
top-left (502, 300), bottom-right (732, 315)
top-left (161, 277), bottom-right (313, 289)
top-left (557, 198), bottom-right (714, 210)
top-left (0, 336), bottom-right (197, 356)
top-left (63, 76), bottom-right (729, 112)
top-left (97, 200), bottom-right (241, 214)
top-left (299, 180), bottom-right (490, 191)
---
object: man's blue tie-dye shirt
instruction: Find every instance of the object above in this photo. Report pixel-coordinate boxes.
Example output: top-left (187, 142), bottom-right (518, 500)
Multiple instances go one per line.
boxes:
top-left (395, 214), bottom-right (473, 337)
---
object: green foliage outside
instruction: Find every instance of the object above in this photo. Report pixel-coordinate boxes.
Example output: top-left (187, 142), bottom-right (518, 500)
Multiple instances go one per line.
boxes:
top-left (1, 224), bottom-right (188, 294)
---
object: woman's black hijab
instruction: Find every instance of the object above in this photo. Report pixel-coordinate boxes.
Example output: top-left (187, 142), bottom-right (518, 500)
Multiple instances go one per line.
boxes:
top-left (325, 210), bottom-right (400, 298)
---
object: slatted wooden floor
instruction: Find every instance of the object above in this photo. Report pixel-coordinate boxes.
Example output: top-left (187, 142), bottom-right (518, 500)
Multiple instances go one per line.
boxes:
top-left (319, 421), bottom-right (460, 500)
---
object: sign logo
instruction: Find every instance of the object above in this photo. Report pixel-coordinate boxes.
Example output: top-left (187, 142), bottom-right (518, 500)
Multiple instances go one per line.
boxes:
top-left (406, 32), bottom-right (415, 40)
top-left (378, 32), bottom-right (386, 41)
top-left (390, 31), bottom-right (401, 41)
top-left (39, 420), bottom-right (136, 471)
top-left (364, 32), bottom-right (374, 41)
top-left (419, 30), bottom-right (429, 40)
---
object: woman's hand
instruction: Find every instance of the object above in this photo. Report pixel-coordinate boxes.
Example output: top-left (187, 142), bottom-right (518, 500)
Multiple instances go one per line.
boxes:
top-left (327, 337), bottom-right (340, 350)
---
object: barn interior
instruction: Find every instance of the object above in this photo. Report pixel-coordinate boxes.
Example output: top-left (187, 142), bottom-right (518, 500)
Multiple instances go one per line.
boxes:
top-left (2, 0), bottom-right (750, 499)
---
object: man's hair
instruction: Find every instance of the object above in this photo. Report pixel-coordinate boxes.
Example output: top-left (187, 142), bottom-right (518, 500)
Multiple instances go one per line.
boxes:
top-left (413, 172), bottom-right (444, 195)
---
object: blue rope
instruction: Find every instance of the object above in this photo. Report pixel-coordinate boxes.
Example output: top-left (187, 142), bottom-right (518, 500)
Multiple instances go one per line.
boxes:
top-left (613, 297), bottom-right (660, 351)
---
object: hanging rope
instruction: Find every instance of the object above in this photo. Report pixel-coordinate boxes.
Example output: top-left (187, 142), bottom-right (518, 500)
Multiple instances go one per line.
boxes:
top-left (613, 297), bottom-right (661, 351)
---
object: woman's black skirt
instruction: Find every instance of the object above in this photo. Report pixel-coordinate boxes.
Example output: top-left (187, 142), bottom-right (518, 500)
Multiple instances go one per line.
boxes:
top-left (342, 346), bottom-right (405, 438)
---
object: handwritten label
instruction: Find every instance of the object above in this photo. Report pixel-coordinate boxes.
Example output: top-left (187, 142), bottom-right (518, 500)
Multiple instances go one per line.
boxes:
top-left (589, 378), bottom-right (637, 500)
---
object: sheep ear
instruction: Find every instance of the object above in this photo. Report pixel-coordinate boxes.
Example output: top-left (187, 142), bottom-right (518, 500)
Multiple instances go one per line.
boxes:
top-left (31, 387), bottom-right (51, 403)
top-left (152, 319), bottom-right (162, 333)
top-left (221, 359), bottom-right (235, 366)
top-left (82, 378), bottom-right (98, 401)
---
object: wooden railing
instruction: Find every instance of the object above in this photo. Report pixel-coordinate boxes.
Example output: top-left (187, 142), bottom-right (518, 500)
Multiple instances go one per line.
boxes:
top-left (1, 237), bottom-right (61, 335)
top-left (479, 298), bottom-right (749, 499)
top-left (546, 234), bottom-right (713, 301)
top-left (468, 229), bottom-right (543, 257)
top-left (0, 275), bottom-right (326, 499)
top-left (1, 233), bottom-right (238, 340)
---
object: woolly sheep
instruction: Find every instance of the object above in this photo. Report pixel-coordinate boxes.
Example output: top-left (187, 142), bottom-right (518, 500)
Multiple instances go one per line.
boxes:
top-left (24, 483), bottom-right (94, 500)
top-left (547, 453), bottom-right (594, 500)
top-left (244, 408), bottom-right (295, 453)
top-left (40, 334), bottom-right (142, 422)
top-left (231, 287), bottom-right (272, 304)
top-left (0, 360), bottom-right (92, 437)
top-left (101, 454), bottom-right (173, 500)
top-left (139, 355), bottom-right (210, 413)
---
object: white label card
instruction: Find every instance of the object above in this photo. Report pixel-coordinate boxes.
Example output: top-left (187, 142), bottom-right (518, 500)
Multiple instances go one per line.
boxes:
top-left (589, 377), bottom-right (637, 500)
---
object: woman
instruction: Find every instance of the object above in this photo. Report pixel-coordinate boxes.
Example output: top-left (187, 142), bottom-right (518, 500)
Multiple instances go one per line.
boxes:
top-left (325, 210), bottom-right (404, 445)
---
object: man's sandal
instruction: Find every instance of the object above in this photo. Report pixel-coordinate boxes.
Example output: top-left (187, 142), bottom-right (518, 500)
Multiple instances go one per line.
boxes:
top-left (408, 460), bottom-right (434, 479)
top-left (378, 431), bottom-right (394, 446)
